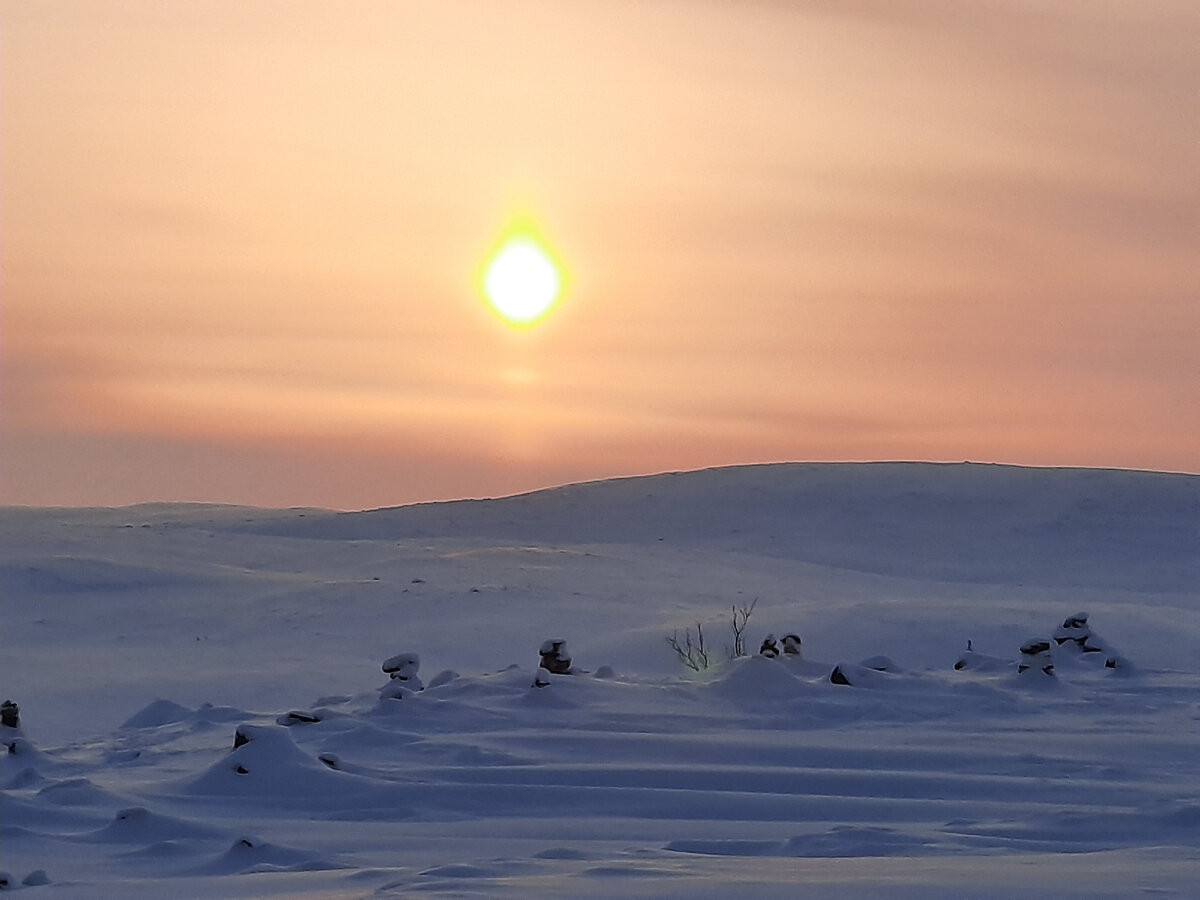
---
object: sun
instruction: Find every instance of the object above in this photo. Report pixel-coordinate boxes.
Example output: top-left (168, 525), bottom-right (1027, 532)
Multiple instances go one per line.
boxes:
top-left (480, 233), bottom-right (563, 326)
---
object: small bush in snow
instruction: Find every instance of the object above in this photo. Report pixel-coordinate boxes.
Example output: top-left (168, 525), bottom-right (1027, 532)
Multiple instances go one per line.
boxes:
top-left (666, 624), bottom-right (710, 671)
top-left (666, 597), bottom-right (771, 671)
top-left (727, 598), bottom-right (758, 659)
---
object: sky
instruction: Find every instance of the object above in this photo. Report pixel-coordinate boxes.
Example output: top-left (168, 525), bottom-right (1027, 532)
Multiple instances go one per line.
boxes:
top-left (2, 0), bottom-right (1197, 510)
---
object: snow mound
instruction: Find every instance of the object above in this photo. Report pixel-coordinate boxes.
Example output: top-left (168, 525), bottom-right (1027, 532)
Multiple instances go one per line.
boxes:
top-left (36, 777), bottom-right (123, 807)
top-left (709, 654), bottom-right (814, 701)
top-left (185, 725), bottom-right (352, 799)
top-left (120, 699), bottom-right (194, 730)
top-left (185, 836), bottom-right (345, 876)
top-left (80, 806), bottom-right (223, 843)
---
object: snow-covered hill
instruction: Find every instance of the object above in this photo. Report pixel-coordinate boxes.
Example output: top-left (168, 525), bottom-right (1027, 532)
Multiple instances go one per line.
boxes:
top-left (232, 462), bottom-right (1199, 591)
top-left (2, 463), bottom-right (1198, 897)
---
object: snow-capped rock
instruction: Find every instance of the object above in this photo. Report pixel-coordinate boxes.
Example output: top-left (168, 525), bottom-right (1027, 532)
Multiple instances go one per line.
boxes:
top-left (382, 652), bottom-right (423, 690)
top-left (781, 633), bottom-right (803, 656)
top-left (539, 639), bottom-right (572, 674)
top-left (1018, 639), bottom-right (1055, 676)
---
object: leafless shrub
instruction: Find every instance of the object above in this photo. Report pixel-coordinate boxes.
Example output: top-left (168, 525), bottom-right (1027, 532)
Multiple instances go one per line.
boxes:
top-left (667, 597), bottom-right (764, 671)
top-left (666, 623), bottom-right (710, 672)
top-left (727, 597), bottom-right (758, 659)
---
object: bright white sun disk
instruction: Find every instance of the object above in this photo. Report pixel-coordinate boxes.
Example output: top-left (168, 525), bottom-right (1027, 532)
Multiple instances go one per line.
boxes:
top-left (483, 238), bottom-right (561, 325)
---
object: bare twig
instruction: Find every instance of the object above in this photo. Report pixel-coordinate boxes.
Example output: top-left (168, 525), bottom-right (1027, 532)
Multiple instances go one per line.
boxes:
top-left (727, 597), bottom-right (758, 659)
top-left (666, 623), bottom-right (709, 671)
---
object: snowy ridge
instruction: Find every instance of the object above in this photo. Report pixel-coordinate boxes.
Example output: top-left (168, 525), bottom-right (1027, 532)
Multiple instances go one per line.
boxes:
top-left (1, 463), bottom-right (1198, 897)
top-left (233, 462), bottom-right (1199, 591)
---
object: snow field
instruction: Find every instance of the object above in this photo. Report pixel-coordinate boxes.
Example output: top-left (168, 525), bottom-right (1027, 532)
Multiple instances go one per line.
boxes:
top-left (2, 463), bottom-right (1198, 896)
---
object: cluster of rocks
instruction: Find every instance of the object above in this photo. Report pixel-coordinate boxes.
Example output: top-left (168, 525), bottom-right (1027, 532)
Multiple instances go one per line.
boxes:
top-left (1022, 612), bottom-right (1126, 675)
top-left (369, 641), bottom-right (581, 693)
top-left (758, 632), bottom-right (803, 659)
top-left (953, 612), bottom-right (1126, 678)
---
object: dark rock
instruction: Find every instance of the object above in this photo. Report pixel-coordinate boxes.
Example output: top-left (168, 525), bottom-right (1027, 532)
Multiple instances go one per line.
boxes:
top-left (1, 700), bottom-right (18, 729)
top-left (781, 634), bottom-right (803, 655)
top-left (830, 666), bottom-right (852, 686)
top-left (382, 652), bottom-right (421, 687)
top-left (1053, 612), bottom-right (1091, 645)
top-left (232, 727), bottom-right (250, 750)
top-left (1017, 661), bottom-right (1055, 675)
top-left (1018, 638), bottom-right (1054, 675)
top-left (539, 639), bottom-right (572, 674)
top-left (759, 635), bottom-right (780, 658)
top-left (278, 711), bottom-right (320, 725)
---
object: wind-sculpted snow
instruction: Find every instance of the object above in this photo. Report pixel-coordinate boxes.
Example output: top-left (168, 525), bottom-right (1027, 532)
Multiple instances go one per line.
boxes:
top-left (1, 463), bottom-right (1198, 896)
top-left (2, 655), bottom-right (1198, 896)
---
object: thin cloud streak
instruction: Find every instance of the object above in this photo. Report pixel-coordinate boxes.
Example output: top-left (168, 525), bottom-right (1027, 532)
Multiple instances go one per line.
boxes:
top-left (2, 0), bottom-right (1197, 507)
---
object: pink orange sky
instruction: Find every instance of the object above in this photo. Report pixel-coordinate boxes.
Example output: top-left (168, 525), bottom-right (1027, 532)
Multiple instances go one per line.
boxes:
top-left (3, 1), bottom-right (1197, 509)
